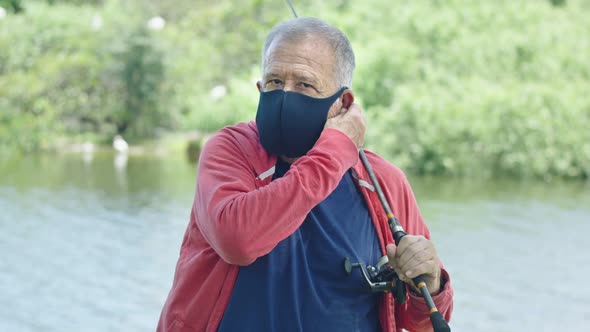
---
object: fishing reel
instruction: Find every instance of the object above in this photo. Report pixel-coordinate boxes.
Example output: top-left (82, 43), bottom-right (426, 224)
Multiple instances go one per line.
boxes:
top-left (343, 255), bottom-right (407, 304)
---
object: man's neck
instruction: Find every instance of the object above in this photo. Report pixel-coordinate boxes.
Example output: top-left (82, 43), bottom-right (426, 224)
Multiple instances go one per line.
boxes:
top-left (280, 156), bottom-right (299, 164)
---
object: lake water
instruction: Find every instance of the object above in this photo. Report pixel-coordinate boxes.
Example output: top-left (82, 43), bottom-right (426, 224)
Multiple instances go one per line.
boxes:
top-left (1, 151), bottom-right (589, 332)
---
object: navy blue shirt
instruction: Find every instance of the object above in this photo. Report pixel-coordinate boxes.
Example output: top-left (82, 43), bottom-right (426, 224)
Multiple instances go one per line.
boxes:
top-left (218, 159), bottom-right (382, 332)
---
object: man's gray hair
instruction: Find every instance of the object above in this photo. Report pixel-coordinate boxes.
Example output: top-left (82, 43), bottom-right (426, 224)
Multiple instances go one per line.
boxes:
top-left (261, 17), bottom-right (356, 87)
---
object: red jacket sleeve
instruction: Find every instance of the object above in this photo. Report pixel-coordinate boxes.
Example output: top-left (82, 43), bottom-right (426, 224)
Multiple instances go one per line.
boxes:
top-left (194, 128), bottom-right (359, 266)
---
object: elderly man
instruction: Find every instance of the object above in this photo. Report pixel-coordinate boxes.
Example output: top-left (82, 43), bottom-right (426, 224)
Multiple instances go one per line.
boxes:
top-left (157, 17), bottom-right (453, 332)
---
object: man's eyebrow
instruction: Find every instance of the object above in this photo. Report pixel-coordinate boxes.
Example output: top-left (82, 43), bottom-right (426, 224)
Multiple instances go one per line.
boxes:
top-left (293, 73), bottom-right (319, 85)
top-left (263, 72), bottom-right (282, 80)
top-left (263, 71), bottom-right (320, 85)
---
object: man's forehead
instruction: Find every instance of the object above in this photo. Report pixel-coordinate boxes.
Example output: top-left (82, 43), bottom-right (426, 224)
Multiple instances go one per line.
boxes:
top-left (263, 37), bottom-right (335, 80)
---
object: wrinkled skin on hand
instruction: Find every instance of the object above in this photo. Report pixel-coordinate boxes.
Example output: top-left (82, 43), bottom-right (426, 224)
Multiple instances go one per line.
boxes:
top-left (386, 235), bottom-right (442, 295)
top-left (324, 101), bottom-right (366, 149)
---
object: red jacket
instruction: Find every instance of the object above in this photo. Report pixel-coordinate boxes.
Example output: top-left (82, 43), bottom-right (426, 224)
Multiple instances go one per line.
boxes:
top-left (157, 121), bottom-right (453, 332)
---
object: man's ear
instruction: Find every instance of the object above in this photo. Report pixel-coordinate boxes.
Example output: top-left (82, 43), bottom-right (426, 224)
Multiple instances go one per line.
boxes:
top-left (341, 89), bottom-right (354, 109)
top-left (256, 81), bottom-right (262, 92)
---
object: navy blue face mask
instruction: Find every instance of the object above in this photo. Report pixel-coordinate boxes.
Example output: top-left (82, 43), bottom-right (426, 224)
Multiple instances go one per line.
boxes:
top-left (256, 86), bottom-right (347, 158)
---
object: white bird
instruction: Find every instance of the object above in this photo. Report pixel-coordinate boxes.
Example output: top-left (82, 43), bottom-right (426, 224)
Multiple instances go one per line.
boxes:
top-left (82, 141), bottom-right (94, 164)
top-left (113, 135), bottom-right (129, 154)
top-left (147, 16), bottom-right (165, 31)
top-left (91, 14), bottom-right (103, 31)
top-left (82, 141), bottom-right (94, 154)
top-left (210, 85), bottom-right (227, 100)
top-left (114, 152), bottom-right (128, 173)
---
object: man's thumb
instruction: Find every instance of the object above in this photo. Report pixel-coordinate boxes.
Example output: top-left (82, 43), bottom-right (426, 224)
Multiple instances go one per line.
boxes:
top-left (386, 243), bottom-right (396, 259)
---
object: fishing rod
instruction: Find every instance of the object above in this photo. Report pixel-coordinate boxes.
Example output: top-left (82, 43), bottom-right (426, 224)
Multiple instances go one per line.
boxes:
top-left (359, 149), bottom-right (450, 332)
top-left (286, 0), bottom-right (298, 17)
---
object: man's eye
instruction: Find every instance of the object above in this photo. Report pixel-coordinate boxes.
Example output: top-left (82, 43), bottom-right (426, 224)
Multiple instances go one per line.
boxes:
top-left (299, 82), bottom-right (312, 88)
top-left (264, 79), bottom-right (283, 91)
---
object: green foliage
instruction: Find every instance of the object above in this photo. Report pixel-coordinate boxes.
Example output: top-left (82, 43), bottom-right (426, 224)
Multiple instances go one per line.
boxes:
top-left (116, 28), bottom-right (165, 138)
top-left (353, 0), bottom-right (590, 180)
top-left (0, 0), bottom-right (589, 180)
top-left (0, 0), bottom-right (166, 152)
top-left (0, 0), bottom-right (24, 13)
top-left (549, 0), bottom-right (567, 7)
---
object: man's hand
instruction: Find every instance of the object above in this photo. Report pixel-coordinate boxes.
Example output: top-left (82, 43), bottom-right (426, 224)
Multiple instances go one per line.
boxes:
top-left (324, 102), bottom-right (366, 149)
top-left (386, 235), bottom-right (442, 295)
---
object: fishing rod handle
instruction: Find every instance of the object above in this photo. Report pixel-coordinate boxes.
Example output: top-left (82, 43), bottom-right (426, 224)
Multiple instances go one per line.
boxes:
top-left (393, 227), bottom-right (451, 332)
top-left (413, 274), bottom-right (450, 332)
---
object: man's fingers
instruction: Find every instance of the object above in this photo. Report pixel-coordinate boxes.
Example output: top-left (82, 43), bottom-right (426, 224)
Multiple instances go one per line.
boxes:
top-left (386, 243), bottom-right (396, 258)
top-left (340, 102), bottom-right (362, 116)
top-left (398, 247), bottom-right (434, 272)
top-left (324, 101), bottom-right (366, 148)
top-left (388, 236), bottom-right (442, 293)
top-left (395, 236), bottom-right (427, 260)
top-left (347, 102), bottom-right (362, 113)
top-left (395, 235), bottom-right (422, 255)
top-left (400, 258), bottom-right (439, 280)
top-left (330, 102), bottom-right (355, 119)
top-left (390, 235), bottom-right (441, 286)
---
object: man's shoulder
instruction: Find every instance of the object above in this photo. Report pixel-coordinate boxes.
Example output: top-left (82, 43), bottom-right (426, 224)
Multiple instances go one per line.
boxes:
top-left (201, 121), bottom-right (273, 174)
top-left (203, 121), bottom-right (259, 151)
top-left (362, 149), bottom-right (408, 183)
top-left (364, 149), bottom-right (408, 188)
top-left (212, 120), bottom-right (258, 141)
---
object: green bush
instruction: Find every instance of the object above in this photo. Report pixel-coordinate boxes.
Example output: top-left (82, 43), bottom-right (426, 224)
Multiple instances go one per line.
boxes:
top-left (352, 0), bottom-right (590, 180)
top-left (365, 79), bottom-right (590, 179)
top-left (0, 0), bottom-right (165, 152)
